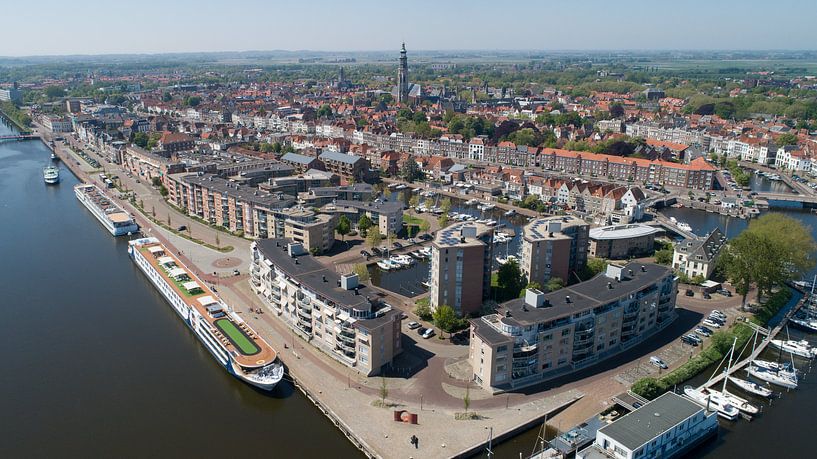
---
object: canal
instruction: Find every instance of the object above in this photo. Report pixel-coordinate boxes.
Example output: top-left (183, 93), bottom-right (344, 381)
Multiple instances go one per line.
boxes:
top-left (0, 121), bottom-right (360, 458)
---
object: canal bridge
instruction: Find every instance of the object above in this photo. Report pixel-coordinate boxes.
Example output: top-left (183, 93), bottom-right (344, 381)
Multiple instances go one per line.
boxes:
top-left (0, 134), bottom-right (38, 143)
top-left (756, 192), bottom-right (817, 208)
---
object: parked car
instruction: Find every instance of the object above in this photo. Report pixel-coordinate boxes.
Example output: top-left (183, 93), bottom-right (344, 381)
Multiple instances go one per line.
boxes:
top-left (703, 292), bottom-right (711, 299)
top-left (392, 241), bottom-right (403, 249)
top-left (685, 334), bottom-right (703, 345)
top-left (419, 234), bottom-right (432, 241)
top-left (717, 289), bottom-right (732, 297)
top-left (398, 312), bottom-right (408, 320)
top-left (371, 247), bottom-right (382, 256)
top-left (702, 319), bottom-right (722, 329)
top-left (421, 328), bottom-right (435, 339)
top-left (407, 321), bottom-right (421, 330)
top-left (698, 325), bottom-right (714, 335)
top-left (681, 335), bottom-right (699, 346)
top-left (685, 289), bottom-right (694, 297)
top-left (708, 313), bottom-right (725, 323)
top-left (711, 310), bottom-right (727, 319)
top-left (177, 225), bottom-right (187, 231)
top-left (695, 326), bottom-right (713, 337)
top-left (406, 238), bottom-right (416, 244)
top-left (360, 250), bottom-right (371, 258)
top-left (650, 356), bottom-right (668, 369)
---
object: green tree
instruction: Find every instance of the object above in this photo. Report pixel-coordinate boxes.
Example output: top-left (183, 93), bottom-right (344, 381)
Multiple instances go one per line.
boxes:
top-left (409, 195), bottom-right (420, 208)
top-left (654, 248), bottom-right (674, 265)
top-left (353, 263), bottom-right (370, 283)
top-left (357, 214), bottom-right (373, 237)
top-left (132, 132), bottom-right (149, 148)
top-left (366, 227), bottom-right (382, 249)
top-left (776, 132), bottom-right (798, 146)
top-left (545, 277), bottom-right (565, 292)
top-left (414, 298), bottom-right (432, 321)
top-left (631, 377), bottom-right (663, 400)
top-left (44, 86), bottom-right (65, 100)
top-left (419, 219), bottom-right (431, 235)
top-left (438, 214), bottom-right (449, 227)
top-left (463, 383), bottom-right (471, 414)
top-left (335, 215), bottom-right (351, 242)
top-left (433, 305), bottom-right (458, 336)
top-left (497, 259), bottom-right (525, 297)
top-left (440, 198), bottom-right (452, 214)
top-left (402, 156), bottom-right (422, 182)
top-left (720, 213), bottom-right (817, 304)
top-left (379, 377), bottom-right (389, 406)
top-left (184, 96), bottom-right (201, 107)
top-left (317, 104), bottom-right (333, 119)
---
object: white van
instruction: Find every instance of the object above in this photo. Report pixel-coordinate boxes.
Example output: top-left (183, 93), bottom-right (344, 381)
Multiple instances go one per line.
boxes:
top-left (650, 356), bottom-right (668, 369)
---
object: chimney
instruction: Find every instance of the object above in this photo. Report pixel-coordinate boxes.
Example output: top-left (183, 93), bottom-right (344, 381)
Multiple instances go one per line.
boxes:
top-left (607, 282), bottom-right (613, 290)
top-left (641, 265), bottom-right (646, 272)
top-left (322, 275), bottom-right (327, 283)
top-left (525, 288), bottom-right (545, 308)
top-left (565, 295), bottom-right (571, 304)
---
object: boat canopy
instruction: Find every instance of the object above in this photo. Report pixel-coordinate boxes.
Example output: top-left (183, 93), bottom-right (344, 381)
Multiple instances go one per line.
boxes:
top-left (168, 267), bottom-right (187, 279)
top-left (148, 246), bottom-right (165, 255)
top-left (197, 295), bottom-right (218, 307)
top-left (157, 256), bottom-right (175, 266)
top-left (183, 281), bottom-right (201, 292)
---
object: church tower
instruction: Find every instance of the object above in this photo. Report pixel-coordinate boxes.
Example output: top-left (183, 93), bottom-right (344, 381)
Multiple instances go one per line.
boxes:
top-left (397, 43), bottom-right (409, 104)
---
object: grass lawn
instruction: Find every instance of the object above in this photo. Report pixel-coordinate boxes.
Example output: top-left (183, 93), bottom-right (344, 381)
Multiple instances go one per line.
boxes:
top-left (402, 214), bottom-right (424, 226)
top-left (215, 319), bottom-right (260, 355)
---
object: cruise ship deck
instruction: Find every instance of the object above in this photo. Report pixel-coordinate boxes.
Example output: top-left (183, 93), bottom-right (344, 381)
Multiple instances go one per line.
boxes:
top-left (136, 241), bottom-right (277, 368)
top-left (76, 184), bottom-right (132, 224)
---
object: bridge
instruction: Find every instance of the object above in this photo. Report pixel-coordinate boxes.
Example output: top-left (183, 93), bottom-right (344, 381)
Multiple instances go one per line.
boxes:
top-left (0, 134), bottom-right (38, 143)
top-left (756, 192), bottom-right (817, 207)
top-left (647, 213), bottom-right (698, 240)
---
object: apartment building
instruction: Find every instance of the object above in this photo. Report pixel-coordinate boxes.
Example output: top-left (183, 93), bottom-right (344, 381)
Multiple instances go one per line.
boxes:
top-left (672, 229), bottom-right (725, 280)
top-left (589, 224), bottom-right (662, 259)
top-left (578, 392), bottom-right (718, 459)
top-left (430, 222), bottom-right (494, 316)
top-left (250, 240), bottom-right (403, 375)
top-left (282, 211), bottom-right (336, 254)
top-left (321, 199), bottom-right (403, 236)
top-left (281, 152), bottom-right (325, 173)
top-left (167, 173), bottom-right (295, 238)
top-left (318, 151), bottom-right (369, 182)
top-left (520, 216), bottom-right (589, 287)
top-left (470, 263), bottom-right (677, 391)
top-left (157, 131), bottom-right (195, 153)
top-left (299, 183), bottom-right (374, 207)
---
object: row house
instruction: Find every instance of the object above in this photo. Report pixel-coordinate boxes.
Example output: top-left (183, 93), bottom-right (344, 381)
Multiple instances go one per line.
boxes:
top-left (775, 146), bottom-right (812, 174)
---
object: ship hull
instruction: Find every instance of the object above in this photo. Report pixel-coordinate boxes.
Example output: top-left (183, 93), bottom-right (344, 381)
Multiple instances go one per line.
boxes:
top-left (75, 185), bottom-right (139, 236)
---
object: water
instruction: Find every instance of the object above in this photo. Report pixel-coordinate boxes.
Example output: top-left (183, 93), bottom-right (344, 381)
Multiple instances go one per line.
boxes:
top-left (748, 172), bottom-right (792, 194)
top-left (0, 121), bottom-right (359, 458)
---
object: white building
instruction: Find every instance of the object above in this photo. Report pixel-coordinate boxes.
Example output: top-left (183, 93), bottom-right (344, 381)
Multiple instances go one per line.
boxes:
top-left (672, 228), bottom-right (725, 280)
top-left (775, 146), bottom-right (811, 174)
top-left (577, 392), bottom-right (718, 459)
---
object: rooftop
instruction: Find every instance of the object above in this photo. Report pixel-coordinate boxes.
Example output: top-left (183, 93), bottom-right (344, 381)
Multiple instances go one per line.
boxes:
top-left (524, 216), bottom-right (587, 242)
top-left (589, 224), bottom-right (662, 241)
top-left (433, 221), bottom-right (493, 248)
top-left (319, 151), bottom-right (363, 165)
top-left (181, 173), bottom-right (295, 208)
top-left (598, 392), bottom-right (706, 451)
top-left (281, 152), bottom-right (318, 165)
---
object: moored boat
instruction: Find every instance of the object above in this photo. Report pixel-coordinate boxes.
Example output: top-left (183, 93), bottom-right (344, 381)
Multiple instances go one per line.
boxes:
top-left (683, 386), bottom-right (740, 420)
top-left (729, 376), bottom-right (774, 398)
top-left (747, 364), bottom-right (798, 389)
top-left (700, 387), bottom-right (759, 415)
top-left (43, 165), bottom-right (60, 184)
top-left (769, 339), bottom-right (817, 359)
top-left (74, 184), bottom-right (139, 236)
top-left (128, 237), bottom-right (283, 390)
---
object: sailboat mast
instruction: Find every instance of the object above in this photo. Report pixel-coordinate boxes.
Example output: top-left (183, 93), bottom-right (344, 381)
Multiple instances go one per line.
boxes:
top-left (723, 337), bottom-right (737, 393)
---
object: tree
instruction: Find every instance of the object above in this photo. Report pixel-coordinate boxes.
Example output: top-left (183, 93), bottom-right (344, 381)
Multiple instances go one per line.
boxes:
top-left (463, 383), bottom-right (471, 414)
top-left (631, 377), bottom-right (663, 400)
top-left (353, 263), bottom-right (370, 283)
top-left (409, 195), bottom-right (420, 208)
top-left (132, 132), bottom-right (149, 148)
top-left (215, 231), bottom-right (220, 248)
top-left (379, 377), bottom-right (389, 406)
top-left (414, 299), bottom-right (432, 321)
top-left (44, 86), bottom-right (65, 100)
top-left (366, 227), bottom-right (382, 249)
top-left (440, 198), bottom-right (452, 214)
top-left (335, 215), bottom-right (351, 242)
top-left (720, 213), bottom-right (817, 305)
top-left (433, 305), bottom-right (458, 336)
top-left (438, 214), bottom-right (449, 227)
top-left (402, 156), bottom-right (422, 182)
top-left (545, 277), bottom-right (565, 292)
top-left (776, 132), bottom-right (798, 146)
top-left (654, 247), bottom-right (674, 265)
top-left (316, 104), bottom-right (333, 119)
top-left (419, 219), bottom-right (431, 235)
top-left (609, 103), bottom-right (625, 119)
top-left (357, 214), bottom-right (373, 237)
top-left (497, 259), bottom-right (525, 297)
top-left (184, 96), bottom-right (201, 107)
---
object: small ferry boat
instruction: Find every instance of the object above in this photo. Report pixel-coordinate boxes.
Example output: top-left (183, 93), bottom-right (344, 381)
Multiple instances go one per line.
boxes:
top-left (43, 165), bottom-right (60, 184)
top-left (129, 238), bottom-right (283, 390)
top-left (74, 184), bottom-right (139, 236)
top-left (683, 386), bottom-right (739, 420)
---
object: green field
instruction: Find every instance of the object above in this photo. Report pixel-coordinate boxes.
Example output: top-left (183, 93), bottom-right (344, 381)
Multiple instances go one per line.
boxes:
top-left (215, 319), bottom-right (260, 355)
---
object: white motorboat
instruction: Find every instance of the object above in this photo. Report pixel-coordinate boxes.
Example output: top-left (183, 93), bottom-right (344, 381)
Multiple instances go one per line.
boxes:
top-left (729, 376), bottom-right (774, 398)
top-left (504, 209), bottom-right (516, 217)
top-left (391, 255), bottom-right (414, 267)
top-left (677, 222), bottom-right (692, 232)
top-left (769, 339), bottom-right (816, 359)
top-left (747, 365), bottom-right (798, 389)
top-left (790, 317), bottom-right (817, 333)
top-left (377, 260), bottom-right (393, 271)
top-left (700, 387), bottom-right (759, 415)
top-left (465, 198), bottom-right (479, 205)
top-left (43, 165), bottom-right (60, 184)
top-left (496, 255), bottom-right (518, 265)
top-left (683, 386), bottom-right (740, 420)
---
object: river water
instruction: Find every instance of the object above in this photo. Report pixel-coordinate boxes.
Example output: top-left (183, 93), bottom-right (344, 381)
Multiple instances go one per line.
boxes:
top-left (0, 122), bottom-right (359, 458)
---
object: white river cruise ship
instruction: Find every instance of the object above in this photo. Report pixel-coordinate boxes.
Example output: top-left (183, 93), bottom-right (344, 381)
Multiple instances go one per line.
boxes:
top-left (74, 184), bottom-right (139, 236)
top-left (128, 237), bottom-right (284, 390)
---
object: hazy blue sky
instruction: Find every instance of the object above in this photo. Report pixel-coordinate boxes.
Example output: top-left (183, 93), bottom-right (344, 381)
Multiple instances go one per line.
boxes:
top-left (2, 0), bottom-right (815, 56)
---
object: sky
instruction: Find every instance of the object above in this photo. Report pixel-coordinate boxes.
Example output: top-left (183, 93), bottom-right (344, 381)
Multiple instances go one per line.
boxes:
top-left (2, 0), bottom-right (816, 56)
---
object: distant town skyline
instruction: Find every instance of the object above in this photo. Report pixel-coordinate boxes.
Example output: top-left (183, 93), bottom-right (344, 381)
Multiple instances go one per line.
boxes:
top-left (1, 0), bottom-right (816, 57)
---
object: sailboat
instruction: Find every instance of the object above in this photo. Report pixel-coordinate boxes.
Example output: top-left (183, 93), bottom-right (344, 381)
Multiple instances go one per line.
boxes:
top-left (729, 376), bottom-right (774, 398)
top-left (683, 386), bottom-right (740, 420)
top-left (701, 337), bottom-right (760, 415)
